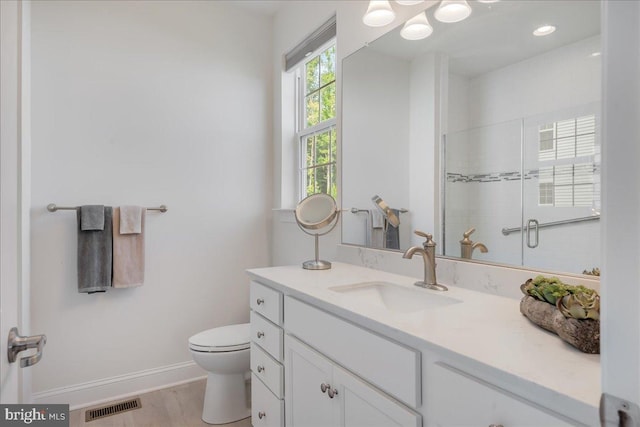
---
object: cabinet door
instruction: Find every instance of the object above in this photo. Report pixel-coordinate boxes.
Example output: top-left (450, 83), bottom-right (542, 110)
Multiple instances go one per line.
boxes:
top-left (334, 364), bottom-right (421, 427)
top-left (427, 363), bottom-right (574, 426)
top-left (285, 335), bottom-right (338, 427)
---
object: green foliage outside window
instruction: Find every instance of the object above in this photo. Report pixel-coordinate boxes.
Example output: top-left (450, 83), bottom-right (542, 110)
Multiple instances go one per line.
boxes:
top-left (301, 45), bottom-right (337, 199)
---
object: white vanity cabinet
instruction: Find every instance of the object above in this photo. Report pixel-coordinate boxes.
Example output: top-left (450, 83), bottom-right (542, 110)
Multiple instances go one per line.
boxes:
top-left (250, 281), bottom-right (284, 427)
top-left (285, 333), bottom-right (421, 427)
top-left (426, 362), bottom-right (576, 426)
top-left (247, 264), bottom-right (599, 427)
top-left (283, 296), bottom-right (422, 427)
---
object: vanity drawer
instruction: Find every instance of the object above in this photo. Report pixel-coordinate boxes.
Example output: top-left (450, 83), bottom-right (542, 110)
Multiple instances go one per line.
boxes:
top-left (251, 373), bottom-right (284, 427)
top-left (251, 311), bottom-right (284, 361)
top-left (251, 342), bottom-right (283, 399)
top-left (285, 296), bottom-right (421, 408)
top-left (250, 281), bottom-right (283, 326)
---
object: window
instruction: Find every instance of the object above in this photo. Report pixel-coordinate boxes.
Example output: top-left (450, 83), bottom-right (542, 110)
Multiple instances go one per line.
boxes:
top-left (537, 115), bottom-right (598, 207)
top-left (297, 44), bottom-right (337, 200)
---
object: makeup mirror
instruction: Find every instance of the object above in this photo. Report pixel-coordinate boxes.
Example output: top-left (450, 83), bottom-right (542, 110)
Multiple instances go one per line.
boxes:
top-left (295, 193), bottom-right (340, 270)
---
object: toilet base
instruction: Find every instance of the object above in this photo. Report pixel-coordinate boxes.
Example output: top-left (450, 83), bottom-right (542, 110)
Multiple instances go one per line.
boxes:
top-left (202, 371), bottom-right (251, 425)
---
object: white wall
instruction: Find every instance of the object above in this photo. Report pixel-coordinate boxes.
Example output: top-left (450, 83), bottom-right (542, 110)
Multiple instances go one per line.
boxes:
top-left (601, 0), bottom-right (640, 415)
top-left (29, 0), bottom-right (272, 405)
top-left (466, 36), bottom-right (601, 128)
top-left (271, 0), bottom-right (436, 266)
top-left (409, 53), bottom-right (446, 248)
top-left (342, 49), bottom-right (411, 248)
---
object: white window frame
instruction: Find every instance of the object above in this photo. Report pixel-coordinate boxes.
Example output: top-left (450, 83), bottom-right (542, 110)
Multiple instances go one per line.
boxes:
top-left (537, 114), bottom-right (598, 207)
top-left (295, 39), bottom-right (337, 201)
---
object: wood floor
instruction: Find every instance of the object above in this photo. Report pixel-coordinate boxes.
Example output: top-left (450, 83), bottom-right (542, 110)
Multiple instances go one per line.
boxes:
top-left (69, 379), bottom-right (252, 427)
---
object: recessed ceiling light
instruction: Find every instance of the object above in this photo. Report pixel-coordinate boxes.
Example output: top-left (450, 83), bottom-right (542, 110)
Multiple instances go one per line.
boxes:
top-left (533, 25), bottom-right (556, 37)
top-left (477, 0), bottom-right (499, 3)
top-left (396, 0), bottom-right (424, 5)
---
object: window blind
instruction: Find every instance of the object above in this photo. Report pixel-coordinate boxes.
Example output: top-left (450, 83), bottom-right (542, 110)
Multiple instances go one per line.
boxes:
top-left (285, 15), bottom-right (336, 72)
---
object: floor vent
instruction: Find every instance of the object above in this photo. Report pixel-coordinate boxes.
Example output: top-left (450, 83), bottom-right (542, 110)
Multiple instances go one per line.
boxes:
top-left (85, 397), bottom-right (142, 422)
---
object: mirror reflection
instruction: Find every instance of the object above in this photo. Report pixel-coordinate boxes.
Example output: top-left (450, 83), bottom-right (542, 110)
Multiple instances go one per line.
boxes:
top-left (342, 0), bottom-right (601, 276)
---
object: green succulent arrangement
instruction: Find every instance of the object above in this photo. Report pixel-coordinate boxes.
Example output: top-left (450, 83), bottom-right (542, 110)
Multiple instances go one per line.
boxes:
top-left (521, 275), bottom-right (600, 321)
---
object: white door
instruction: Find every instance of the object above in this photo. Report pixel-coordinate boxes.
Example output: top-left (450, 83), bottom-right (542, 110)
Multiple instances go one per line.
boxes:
top-left (601, 1), bottom-right (640, 424)
top-left (0, 0), bottom-right (30, 404)
top-left (334, 365), bottom-right (420, 427)
top-left (284, 335), bottom-right (337, 427)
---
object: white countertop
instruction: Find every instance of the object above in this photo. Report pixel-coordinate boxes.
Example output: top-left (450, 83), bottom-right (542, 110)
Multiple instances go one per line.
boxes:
top-left (247, 262), bottom-right (600, 424)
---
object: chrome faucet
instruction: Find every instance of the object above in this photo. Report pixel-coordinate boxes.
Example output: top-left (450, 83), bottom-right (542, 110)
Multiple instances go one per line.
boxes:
top-left (460, 227), bottom-right (488, 260)
top-left (403, 230), bottom-right (447, 291)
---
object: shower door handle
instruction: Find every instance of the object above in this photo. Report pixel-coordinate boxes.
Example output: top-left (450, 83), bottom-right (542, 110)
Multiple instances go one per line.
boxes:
top-left (526, 219), bottom-right (539, 248)
top-left (7, 327), bottom-right (47, 368)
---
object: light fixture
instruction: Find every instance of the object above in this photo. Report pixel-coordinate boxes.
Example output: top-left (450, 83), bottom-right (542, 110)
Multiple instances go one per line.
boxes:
top-left (476, 0), bottom-right (499, 3)
top-left (533, 25), bottom-right (556, 37)
top-left (363, 0), bottom-right (396, 27)
top-left (590, 52), bottom-right (601, 57)
top-left (400, 11), bottom-right (433, 40)
top-left (434, 0), bottom-right (472, 23)
top-left (396, 0), bottom-right (424, 5)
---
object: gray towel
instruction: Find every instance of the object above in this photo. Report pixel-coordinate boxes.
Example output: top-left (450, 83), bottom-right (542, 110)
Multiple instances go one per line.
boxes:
top-left (77, 206), bottom-right (113, 293)
top-left (385, 209), bottom-right (400, 250)
top-left (80, 205), bottom-right (105, 231)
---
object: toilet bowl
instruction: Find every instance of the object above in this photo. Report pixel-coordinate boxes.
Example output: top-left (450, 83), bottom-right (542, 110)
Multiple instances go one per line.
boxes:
top-left (189, 323), bottom-right (251, 425)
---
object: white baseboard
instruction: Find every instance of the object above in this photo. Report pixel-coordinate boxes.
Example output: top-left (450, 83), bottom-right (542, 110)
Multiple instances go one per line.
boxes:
top-left (32, 361), bottom-right (206, 410)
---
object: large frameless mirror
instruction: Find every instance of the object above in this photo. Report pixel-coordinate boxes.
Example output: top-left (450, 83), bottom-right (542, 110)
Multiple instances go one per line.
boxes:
top-left (342, 0), bottom-right (601, 277)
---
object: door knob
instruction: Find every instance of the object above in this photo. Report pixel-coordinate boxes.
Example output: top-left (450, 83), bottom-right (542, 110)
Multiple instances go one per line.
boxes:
top-left (7, 327), bottom-right (47, 368)
top-left (327, 387), bottom-right (339, 399)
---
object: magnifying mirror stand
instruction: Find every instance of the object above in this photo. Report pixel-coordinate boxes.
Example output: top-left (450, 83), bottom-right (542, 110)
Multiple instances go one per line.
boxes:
top-left (305, 233), bottom-right (331, 270)
top-left (294, 193), bottom-right (341, 270)
top-left (298, 213), bottom-right (340, 270)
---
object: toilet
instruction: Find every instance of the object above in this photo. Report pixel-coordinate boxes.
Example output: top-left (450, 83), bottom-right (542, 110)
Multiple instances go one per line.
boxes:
top-left (189, 323), bottom-right (251, 424)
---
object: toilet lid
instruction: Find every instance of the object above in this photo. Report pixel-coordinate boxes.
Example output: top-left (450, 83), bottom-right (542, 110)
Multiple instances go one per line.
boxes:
top-left (188, 323), bottom-right (250, 352)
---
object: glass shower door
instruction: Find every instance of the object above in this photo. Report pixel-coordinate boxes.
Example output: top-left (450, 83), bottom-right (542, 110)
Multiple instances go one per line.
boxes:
top-left (522, 109), bottom-right (601, 274)
top-left (443, 119), bottom-right (522, 265)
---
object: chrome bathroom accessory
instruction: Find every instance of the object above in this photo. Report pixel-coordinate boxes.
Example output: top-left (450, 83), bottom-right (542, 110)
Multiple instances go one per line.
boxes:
top-left (294, 193), bottom-right (340, 270)
top-left (7, 327), bottom-right (47, 368)
top-left (47, 203), bottom-right (168, 212)
top-left (501, 215), bottom-right (599, 235)
top-left (403, 230), bottom-right (448, 291)
top-left (460, 227), bottom-right (488, 259)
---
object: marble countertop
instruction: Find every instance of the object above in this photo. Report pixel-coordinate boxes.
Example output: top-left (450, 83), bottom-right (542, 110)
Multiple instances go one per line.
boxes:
top-left (247, 262), bottom-right (600, 424)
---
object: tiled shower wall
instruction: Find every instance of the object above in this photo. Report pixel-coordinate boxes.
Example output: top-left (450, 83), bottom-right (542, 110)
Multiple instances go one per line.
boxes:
top-left (444, 36), bottom-right (601, 275)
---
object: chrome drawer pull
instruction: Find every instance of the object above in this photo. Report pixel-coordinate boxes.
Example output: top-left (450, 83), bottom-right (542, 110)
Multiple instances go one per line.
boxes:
top-left (320, 383), bottom-right (330, 393)
top-left (328, 387), bottom-right (338, 399)
top-left (258, 411), bottom-right (266, 419)
top-left (256, 331), bottom-right (264, 338)
top-left (256, 298), bottom-right (265, 305)
top-left (257, 365), bottom-right (265, 373)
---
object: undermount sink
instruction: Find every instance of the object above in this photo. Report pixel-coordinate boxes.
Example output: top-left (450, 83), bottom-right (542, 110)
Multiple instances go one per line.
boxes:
top-left (329, 281), bottom-right (462, 313)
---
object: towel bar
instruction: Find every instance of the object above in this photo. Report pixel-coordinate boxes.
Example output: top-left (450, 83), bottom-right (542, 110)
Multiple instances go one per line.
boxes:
top-left (47, 203), bottom-right (167, 213)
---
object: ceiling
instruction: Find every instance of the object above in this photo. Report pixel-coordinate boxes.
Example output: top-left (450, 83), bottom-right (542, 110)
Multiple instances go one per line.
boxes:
top-left (367, 0), bottom-right (601, 77)
top-left (226, 0), bottom-right (287, 16)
